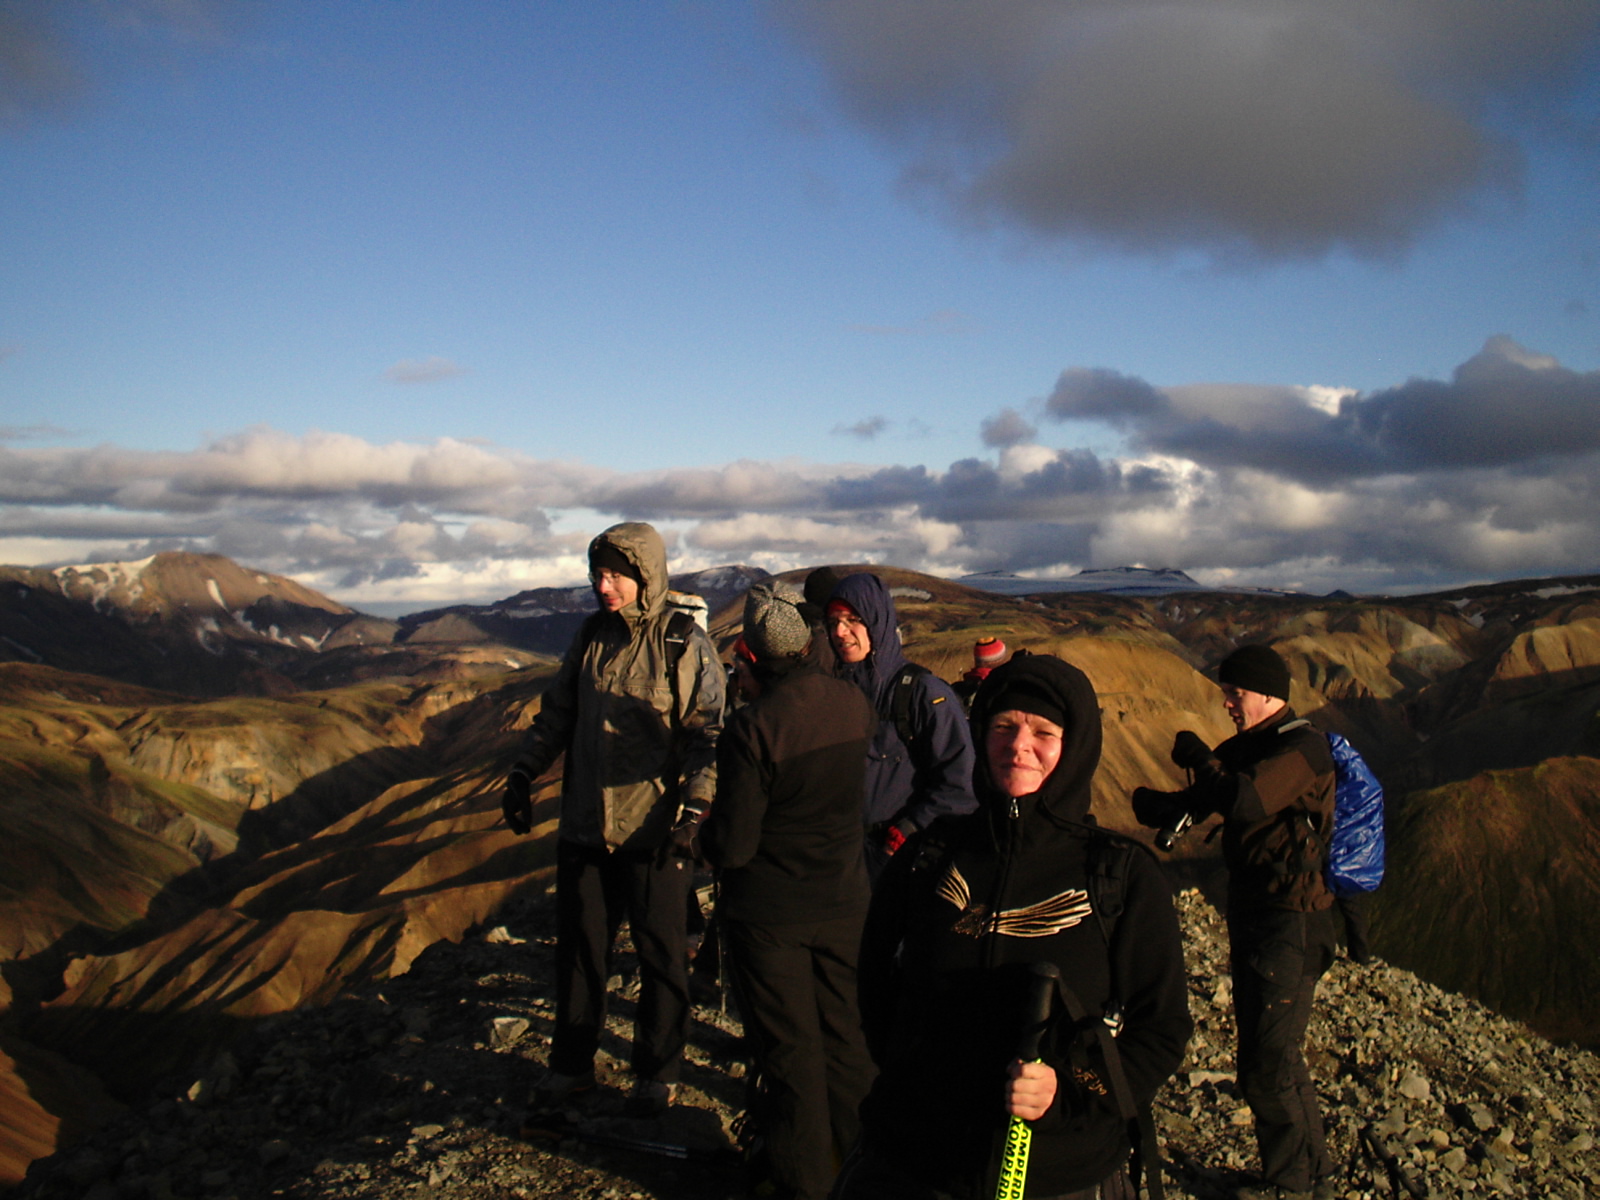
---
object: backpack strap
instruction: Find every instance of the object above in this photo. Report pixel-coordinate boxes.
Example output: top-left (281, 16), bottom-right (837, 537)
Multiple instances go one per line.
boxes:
top-left (1086, 831), bottom-right (1133, 950)
top-left (1051, 975), bottom-right (1166, 1200)
top-left (663, 608), bottom-right (696, 668)
top-left (889, 662), bottom-right (932, 749)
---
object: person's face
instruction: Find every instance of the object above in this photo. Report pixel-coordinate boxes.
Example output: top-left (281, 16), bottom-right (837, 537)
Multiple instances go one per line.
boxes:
top-left (826, 603), bottom-right (872, 664)
top-left (985, 709), bottom-right (1065, 799)
top-left (1221, 684), bottom-right (1282, 731)
top-left (591, 567), bottom-right (639, 613)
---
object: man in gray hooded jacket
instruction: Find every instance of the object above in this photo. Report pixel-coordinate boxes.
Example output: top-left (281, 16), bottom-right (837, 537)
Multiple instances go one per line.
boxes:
top-left (502, 522), bottom-right (725, 1116)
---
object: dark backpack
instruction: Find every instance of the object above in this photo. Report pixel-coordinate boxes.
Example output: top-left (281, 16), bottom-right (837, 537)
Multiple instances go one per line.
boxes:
top-left (1325, 732), bottom-right (1385, 896)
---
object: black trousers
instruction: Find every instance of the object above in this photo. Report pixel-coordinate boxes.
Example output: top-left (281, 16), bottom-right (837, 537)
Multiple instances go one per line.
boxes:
top-left (1334, 892), bottom-right (1371, 963)
top-left (549, 838), bottom-right (693, 1083)
top-left (1229, 907), bottom-right (1336, 1192)
top-left (726, 913), bottom-right (877, 1200)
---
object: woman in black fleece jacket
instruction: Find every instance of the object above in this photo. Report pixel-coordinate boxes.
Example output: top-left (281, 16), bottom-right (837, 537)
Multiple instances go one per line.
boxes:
top-left (835, 653), bottom-right (1191, 1200)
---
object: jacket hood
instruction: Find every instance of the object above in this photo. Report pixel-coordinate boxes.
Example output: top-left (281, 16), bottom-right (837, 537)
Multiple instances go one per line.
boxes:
top-left (828, 572), bottom-right (906, 694)
top-left (969, 652), bottom-right (1102, 826)
top-left (589, 522), bottom-right (668, 621)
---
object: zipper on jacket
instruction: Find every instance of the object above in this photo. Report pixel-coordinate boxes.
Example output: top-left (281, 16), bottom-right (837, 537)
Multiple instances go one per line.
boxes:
top-left (983, 796), bottom-right (1025, 969)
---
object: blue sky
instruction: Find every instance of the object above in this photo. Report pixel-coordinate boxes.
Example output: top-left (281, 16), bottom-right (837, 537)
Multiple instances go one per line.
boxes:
top-left (3, 1), bottom-right (1599, 610)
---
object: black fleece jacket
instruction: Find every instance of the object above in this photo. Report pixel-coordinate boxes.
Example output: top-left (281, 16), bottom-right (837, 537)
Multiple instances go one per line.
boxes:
top-left (703, 661), bottom-right (877, 925)
top-left (856, 653), bottom-right (1191, 1197)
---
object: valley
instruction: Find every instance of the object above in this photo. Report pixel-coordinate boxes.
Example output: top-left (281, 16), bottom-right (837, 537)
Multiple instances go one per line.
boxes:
top-left (1, 553), bottom-right (1597, 1188)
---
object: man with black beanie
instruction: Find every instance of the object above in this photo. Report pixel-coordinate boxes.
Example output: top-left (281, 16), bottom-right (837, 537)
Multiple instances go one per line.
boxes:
top-left (1133, 644), bottom-right (1337, 1200)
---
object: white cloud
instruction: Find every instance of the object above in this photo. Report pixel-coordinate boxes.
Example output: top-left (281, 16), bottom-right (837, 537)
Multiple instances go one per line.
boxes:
top-left (2, 339), bottom-right (1597, 601)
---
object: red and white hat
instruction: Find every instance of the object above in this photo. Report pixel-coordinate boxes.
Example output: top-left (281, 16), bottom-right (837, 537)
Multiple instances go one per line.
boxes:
top-left (973, 636), bottom-right (1007, 669)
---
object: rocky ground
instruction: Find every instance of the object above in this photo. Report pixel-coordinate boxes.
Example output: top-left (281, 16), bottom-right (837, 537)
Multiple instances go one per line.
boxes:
top-left (11, 885), bottom-right (1599, 1200)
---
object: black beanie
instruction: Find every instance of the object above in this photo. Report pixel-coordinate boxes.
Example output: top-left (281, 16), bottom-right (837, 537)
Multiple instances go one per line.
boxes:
top-left (589, 540), bottom-right (640, 583)
top-left (983, 676), bottom-right (1068, 730)
top-left (1217, 644), bottom-right (1291, 701)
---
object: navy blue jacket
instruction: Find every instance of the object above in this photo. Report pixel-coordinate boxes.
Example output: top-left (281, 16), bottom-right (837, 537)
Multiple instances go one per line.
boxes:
top-left (830, 573), bottom-right (977, 832)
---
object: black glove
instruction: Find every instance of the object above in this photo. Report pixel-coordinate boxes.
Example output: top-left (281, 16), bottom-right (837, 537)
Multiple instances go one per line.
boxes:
top-left (668, 800), bottom-right (710, 861)
top-left (1171, 731), bottom-right (1212, 771)
top-left (502, 768), bottom-right (533, 835)
top-left (1132, 786), bottom-right (1179, 829)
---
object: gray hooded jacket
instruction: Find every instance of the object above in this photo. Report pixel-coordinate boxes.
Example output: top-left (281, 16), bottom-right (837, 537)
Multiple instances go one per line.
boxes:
top-left (513, 523), bottom-right (725, 851)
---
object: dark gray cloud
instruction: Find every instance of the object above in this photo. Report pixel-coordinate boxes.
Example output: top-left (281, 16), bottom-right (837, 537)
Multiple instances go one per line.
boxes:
top-left (780, 0), bottom-right (1600, 261)
top-left (955, 520), bottom-right (1099, 574)
top-left (0, 1), bottom-right (85, 129)
top-left (833, 416), bottom-right (889, 439)
top-left (980, 406), bottom-right (1036, 447)
top-left (1, 1), bottom-right (235, 131)
top-left (1041, 337), bottom-right (1600, 481)
top-left (1045, 368), bottom-right (1168, 425)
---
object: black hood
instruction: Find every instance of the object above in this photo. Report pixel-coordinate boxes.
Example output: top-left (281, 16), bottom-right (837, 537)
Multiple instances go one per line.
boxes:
top-left (969, 652), bottom-right (1102, 827)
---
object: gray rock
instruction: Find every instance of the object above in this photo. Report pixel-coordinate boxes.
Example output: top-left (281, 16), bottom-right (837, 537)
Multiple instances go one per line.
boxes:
top-left (1397, 1070), bottom-right (1431, 1101)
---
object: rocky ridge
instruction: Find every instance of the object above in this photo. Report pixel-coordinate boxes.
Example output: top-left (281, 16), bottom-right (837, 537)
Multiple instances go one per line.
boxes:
top-left (11, 887), bottom-right (1597, 1200)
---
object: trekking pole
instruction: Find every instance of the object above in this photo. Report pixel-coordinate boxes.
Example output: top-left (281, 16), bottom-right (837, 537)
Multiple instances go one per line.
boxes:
top-left (993, 961), bottom-right (1061, 1200)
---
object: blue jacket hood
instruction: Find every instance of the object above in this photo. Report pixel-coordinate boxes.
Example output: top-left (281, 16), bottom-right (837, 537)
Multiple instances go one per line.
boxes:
top-left (829, 572), bottom-right (907, 700)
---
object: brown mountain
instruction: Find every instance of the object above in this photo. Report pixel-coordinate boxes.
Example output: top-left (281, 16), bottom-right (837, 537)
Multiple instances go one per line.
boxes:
top-left (2, 562), bottom-right (1597, 1186)
top-left (0, 552), bottom-right (556, 696)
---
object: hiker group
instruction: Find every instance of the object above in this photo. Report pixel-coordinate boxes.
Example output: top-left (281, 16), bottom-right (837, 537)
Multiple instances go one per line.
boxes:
top-left (500, 522), bottom-right (1384, 1200)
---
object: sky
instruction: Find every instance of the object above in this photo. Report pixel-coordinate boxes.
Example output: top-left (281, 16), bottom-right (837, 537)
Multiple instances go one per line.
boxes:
top-left (3, 0), bottom-right (1599, 613)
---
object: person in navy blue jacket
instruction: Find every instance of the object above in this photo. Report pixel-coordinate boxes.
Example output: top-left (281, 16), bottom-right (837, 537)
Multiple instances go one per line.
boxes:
top-left (824, 572), bottom-right (977, 880)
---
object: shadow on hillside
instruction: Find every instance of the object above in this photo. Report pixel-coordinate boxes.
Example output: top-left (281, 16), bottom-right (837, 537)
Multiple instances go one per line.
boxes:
top-left (7, 685), bottom-right (556, 1077)
top-left (1385, 670), bottom-right (1600, 795)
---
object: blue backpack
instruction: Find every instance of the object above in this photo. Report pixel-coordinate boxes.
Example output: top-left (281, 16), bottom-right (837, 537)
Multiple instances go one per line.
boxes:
top-left (1325, 733), bottom-right (1385, 896)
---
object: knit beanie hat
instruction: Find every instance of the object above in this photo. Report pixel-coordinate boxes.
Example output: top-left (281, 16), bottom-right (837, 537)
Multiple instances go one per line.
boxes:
top-left (743, 583), bottom-right (811, 662)
top-left (803, 565), bottom-right (849, 611)
top-left (981, 675), bottom-right (1068, 730)
top-left (973, 636), bottom-right (1007, 669)
top-left (1217, 644), bottom-right (1291, 701)
top-left (588, 540), bottom-right (640, 582)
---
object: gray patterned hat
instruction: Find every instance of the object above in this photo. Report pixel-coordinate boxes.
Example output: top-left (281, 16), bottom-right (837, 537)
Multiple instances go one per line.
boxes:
top-left (743, 583), bottom-right (811, 662)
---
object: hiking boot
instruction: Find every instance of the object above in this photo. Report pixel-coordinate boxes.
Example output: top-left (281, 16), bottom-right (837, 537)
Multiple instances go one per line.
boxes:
top-left (527, 1067), bottom-right (596, 1109)
top-left (623, 1078), bottom-right (677, 1117)
top-left (1234, 1186), bottom-right (1312, 1200)
top-left (1313, 1179), bottom-right (1338, 1200)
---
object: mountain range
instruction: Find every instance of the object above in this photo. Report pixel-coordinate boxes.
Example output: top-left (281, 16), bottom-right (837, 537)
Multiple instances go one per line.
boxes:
top-left (1, 551), bottom-right (1597, 1187)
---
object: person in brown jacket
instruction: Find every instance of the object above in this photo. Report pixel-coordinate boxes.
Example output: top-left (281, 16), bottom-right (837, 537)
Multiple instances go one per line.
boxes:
top-left (501, 522), bottom-right (725, 1117)
top-left (1134, 644), bottom-right (1337, 1200)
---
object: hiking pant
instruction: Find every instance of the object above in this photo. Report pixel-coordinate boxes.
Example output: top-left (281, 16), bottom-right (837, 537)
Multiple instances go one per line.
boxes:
top-left (1335, 892), bottom-right (1372, 963)
top-left (549, 838), bottom-right (693, 1083)
top-left (1229, 907), bottom-right (1336, 1193)
top-left (726, 913), bottom-right (877, 1200)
